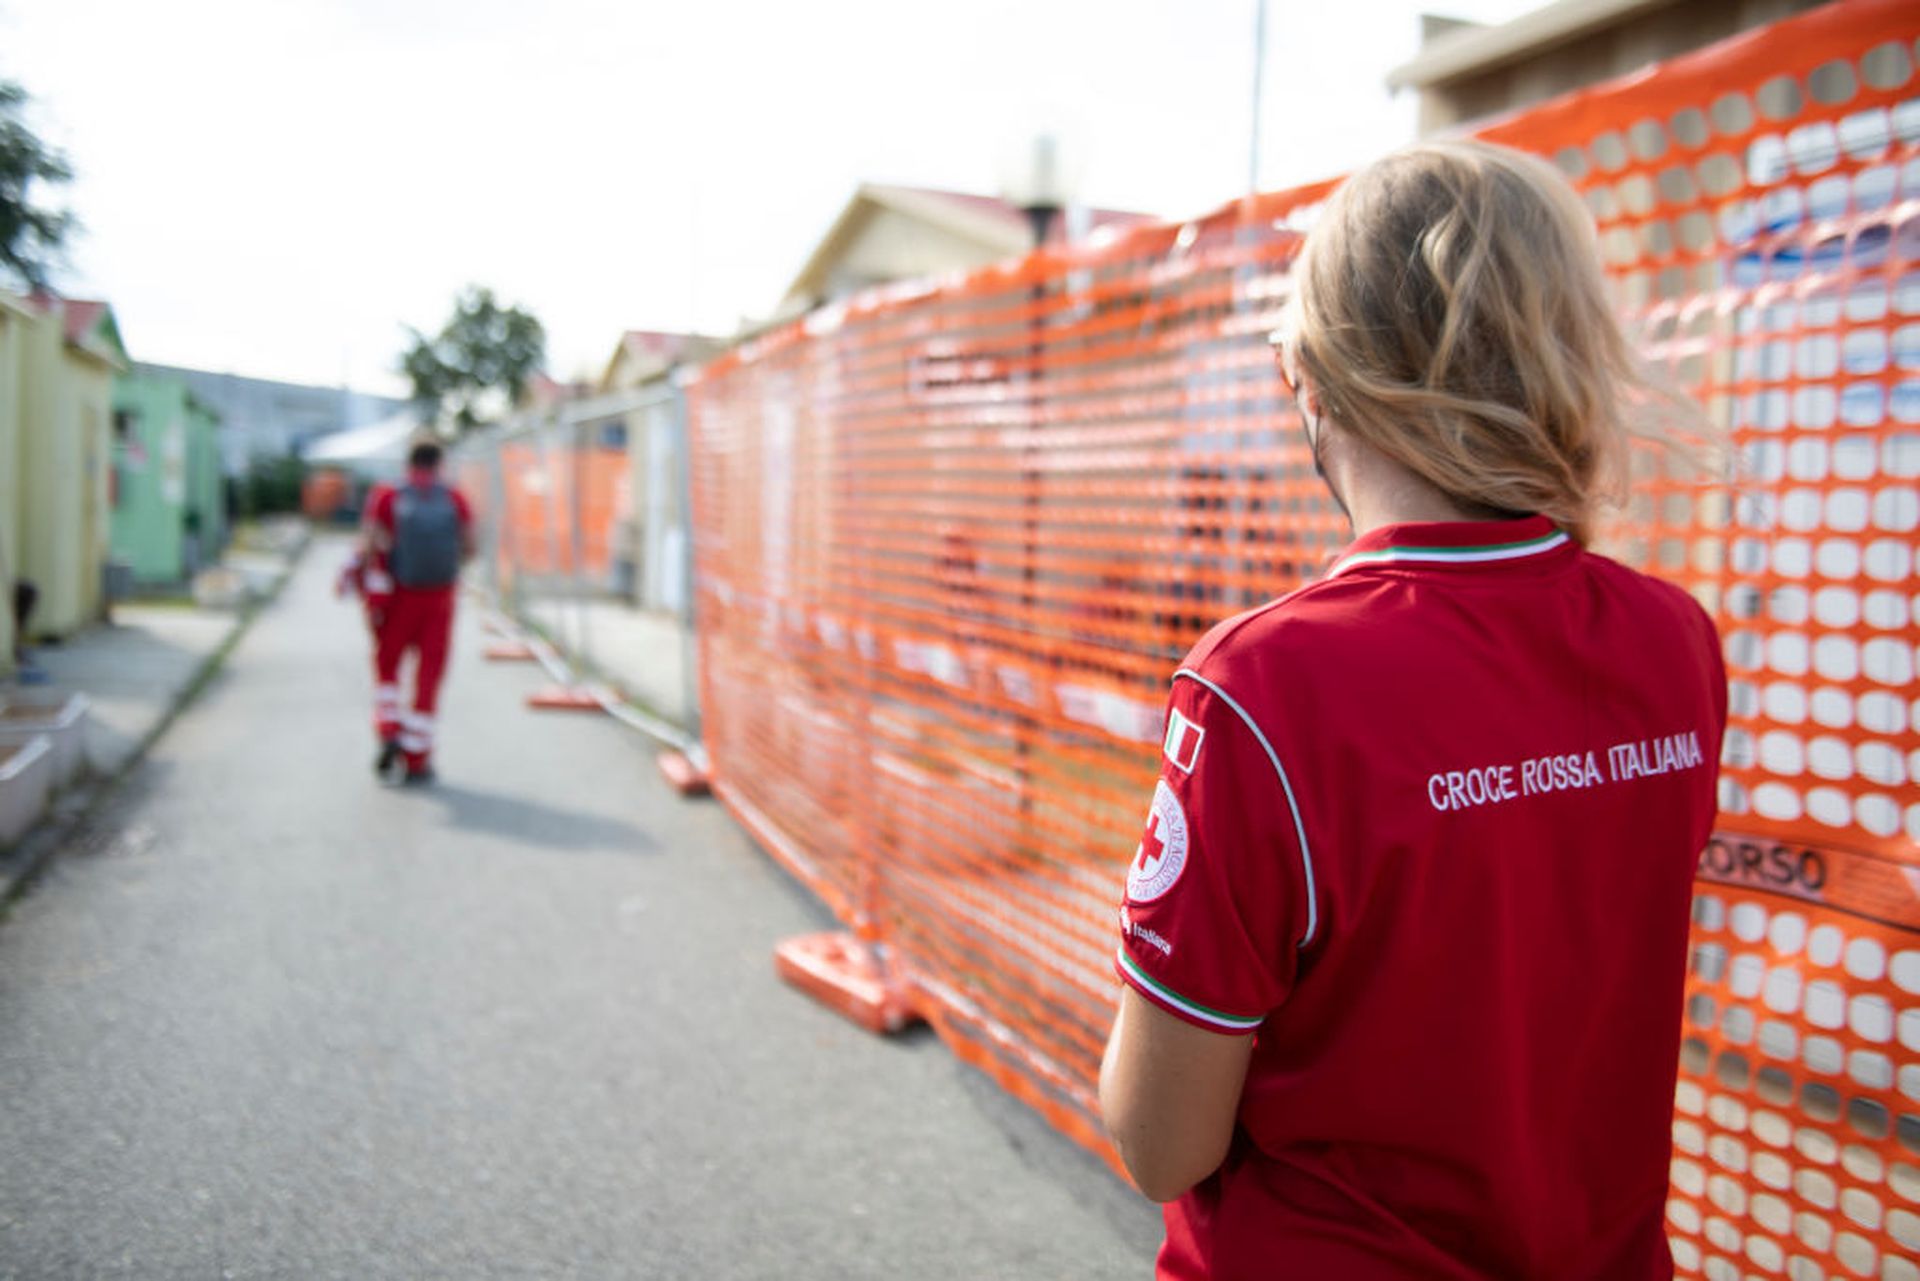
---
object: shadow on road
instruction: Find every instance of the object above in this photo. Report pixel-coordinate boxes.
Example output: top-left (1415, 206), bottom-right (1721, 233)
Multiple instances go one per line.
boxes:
top-left (421, 782), bottom-right (657, 854)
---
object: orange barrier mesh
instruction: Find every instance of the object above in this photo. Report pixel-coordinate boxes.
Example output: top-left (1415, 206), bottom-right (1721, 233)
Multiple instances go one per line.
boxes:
top-left (1467, 8), bottom-right (1920, 1274)
top-left (688, 1), bottom-right (1920, 1267)
top-left (457, 438), bottom-right (629, 585)
top-left (493, 441), bottom-right (625, 580)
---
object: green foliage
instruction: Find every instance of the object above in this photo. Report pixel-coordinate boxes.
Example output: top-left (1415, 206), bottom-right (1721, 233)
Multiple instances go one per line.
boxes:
top-left (238, 455), bottom-right (308, 517)
top-left (399, 286), bottom-right (546, 434)
top-left (0, 80), bottom-right (75, 290)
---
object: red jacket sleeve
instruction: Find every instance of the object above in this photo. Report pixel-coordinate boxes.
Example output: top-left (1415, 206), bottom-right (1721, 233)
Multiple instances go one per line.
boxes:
top-left (1115, 673), bottom-right (1308, 1034)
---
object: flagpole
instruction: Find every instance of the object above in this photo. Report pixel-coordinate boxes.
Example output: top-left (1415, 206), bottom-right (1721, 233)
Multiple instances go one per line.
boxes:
top-left (1250, 0), bottom-right (1268, 192)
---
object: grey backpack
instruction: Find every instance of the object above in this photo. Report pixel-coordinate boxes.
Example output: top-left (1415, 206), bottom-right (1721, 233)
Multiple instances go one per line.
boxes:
top-left (389, 483), bottom-right (461, 588)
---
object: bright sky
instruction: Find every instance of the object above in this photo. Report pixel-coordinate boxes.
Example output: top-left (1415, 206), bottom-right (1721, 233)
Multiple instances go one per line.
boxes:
top-left (0, 0), bottom-right (1535, 398)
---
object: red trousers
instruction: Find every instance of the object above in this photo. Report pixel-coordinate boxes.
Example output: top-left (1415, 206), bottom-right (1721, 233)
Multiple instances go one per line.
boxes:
top-left (372, 587), bottom-right (455, 768)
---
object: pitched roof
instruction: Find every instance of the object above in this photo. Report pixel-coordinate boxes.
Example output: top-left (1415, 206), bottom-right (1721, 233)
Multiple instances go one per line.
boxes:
top-left (25, 292), bottom-right (128, 367)
top-left (520, 371), bottom-right (592, 409)
top-left (781, 183), bottom-right (1159, 315)
top-left (61, 299), bottom-right (108, 346)
top-left (598, 329), bottom-right (721, 392)
top-left (1386, 0), bottom-right (1677, 90)
top-left (876, 185), bottom-right (1155, 238)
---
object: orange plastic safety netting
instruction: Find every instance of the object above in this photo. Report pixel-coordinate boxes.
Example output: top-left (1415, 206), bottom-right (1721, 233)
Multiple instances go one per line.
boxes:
top-left (687, 0), bottom-right (1920, 1267)
top-left (1467, 5), bottom-right (1920, 1274)
top-left (458, 438), bottom-right (628, 588)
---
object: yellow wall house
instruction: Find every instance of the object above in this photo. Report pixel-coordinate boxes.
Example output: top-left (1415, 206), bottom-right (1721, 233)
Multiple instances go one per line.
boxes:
top-left (13, 294), bottom-right (127, 640)
top-left (0, 292), bottom-right (37, 672)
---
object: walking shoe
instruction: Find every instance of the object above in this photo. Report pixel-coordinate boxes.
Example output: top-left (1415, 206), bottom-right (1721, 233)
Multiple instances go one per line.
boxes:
top-left (400, 765), bottom-right (437, 787)
top-left (374, 737), bottom-right (402, 780)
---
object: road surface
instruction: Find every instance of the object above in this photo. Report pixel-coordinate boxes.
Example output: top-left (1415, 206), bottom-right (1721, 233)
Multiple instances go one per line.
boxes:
top-left (0, 539), bottom-right (1159, 1279)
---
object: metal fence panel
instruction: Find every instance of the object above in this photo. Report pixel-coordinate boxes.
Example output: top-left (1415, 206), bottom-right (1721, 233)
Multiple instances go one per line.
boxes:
top-left (455, 385), bottom-right (700, 735)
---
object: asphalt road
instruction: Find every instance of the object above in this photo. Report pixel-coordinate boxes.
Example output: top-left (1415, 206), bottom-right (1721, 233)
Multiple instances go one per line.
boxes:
top-left (0, 541), bottom-right (1159, 1279)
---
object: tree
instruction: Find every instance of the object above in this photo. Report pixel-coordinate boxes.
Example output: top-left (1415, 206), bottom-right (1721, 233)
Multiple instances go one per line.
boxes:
top-left (400, 286), bottom-right (546, 434)
top-left (0, 80), bottom-right (76, 290)
top-left (238, 454), bottom-right (309, 518)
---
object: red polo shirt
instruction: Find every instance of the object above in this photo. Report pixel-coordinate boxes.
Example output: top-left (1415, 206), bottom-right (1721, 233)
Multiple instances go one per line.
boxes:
top-left (1116, 516), bottom-right (1726, 1280)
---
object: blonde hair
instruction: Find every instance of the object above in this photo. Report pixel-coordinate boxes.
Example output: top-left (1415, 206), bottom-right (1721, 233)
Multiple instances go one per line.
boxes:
top-left (1292, 139), bottom-right (1705, 545)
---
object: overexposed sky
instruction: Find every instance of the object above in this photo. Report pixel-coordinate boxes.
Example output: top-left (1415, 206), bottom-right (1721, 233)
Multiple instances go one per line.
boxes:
top-left (0, 0), bottom-right (1535, 397)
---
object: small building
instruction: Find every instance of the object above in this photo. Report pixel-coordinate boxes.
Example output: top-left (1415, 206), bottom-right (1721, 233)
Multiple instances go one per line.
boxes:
top-left (1389, 0), bottom-right (1832, 135)
top-left (299, 409), bottom-right (428, 521)
top-left (135, 361), bottom-right (407, 475)
top-left (0, 293), bottom-right (38, 672)
top-left (300, 409), bottom-right (423, 484)
top-left (109, 372), bottom-right (227, 585)
top-left (596, 331), bottom-right (719, 615)
top-left (14, 294), bottom-right (127, 640)
top-left (776, 184), bottom-right (1157, 320)
top-left (598, 330), bottom-right (720, 396)
top-left (515, 372), bottom-right (593, 414)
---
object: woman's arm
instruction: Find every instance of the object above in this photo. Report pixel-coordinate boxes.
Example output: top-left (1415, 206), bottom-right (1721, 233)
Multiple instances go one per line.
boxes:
top-left (1099, 984), bottom-right (1255, 1202)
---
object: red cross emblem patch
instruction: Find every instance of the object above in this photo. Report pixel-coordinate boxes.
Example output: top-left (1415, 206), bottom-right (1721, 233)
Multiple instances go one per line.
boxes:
top-left (1126, 779), bottom-right (1189, 903)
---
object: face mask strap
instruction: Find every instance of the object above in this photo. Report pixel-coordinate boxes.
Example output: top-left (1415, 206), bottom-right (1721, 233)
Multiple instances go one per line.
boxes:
top-left (1303, 405), bottom-right (1352, 530)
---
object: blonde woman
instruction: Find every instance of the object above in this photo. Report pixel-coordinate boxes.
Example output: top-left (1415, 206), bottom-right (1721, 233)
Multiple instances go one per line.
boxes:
top-left (1100, 141), bottom-right (1726, 1279)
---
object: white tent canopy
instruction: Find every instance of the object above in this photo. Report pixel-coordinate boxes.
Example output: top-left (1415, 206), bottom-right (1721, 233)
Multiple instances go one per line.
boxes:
top-left (301, 410), bottom-right (423, 476)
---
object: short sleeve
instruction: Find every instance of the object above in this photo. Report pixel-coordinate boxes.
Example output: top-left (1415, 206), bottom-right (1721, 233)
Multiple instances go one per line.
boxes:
top-left (1114, 674), bottom-right (1308, 1034)
top-left (363, 486), bottom-right (393, 531)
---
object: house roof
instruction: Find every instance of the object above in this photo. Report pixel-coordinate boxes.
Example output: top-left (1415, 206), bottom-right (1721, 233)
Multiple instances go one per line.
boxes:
top-left (24, 292), bottom-right (129, 368)
top-left (1387, 0), bottom-right (1680, 90)
top-left (878, 184), bottom-right (1154, 238)
top-left (598, 329), bottom-right (719, 391)
top-left (301, 409), bottom-right (424, 470)
top-left (61, 299), bottom-right (107, 345)
top-left (780, 183), bottom-right (1158, 315)
top-left (520, 371), bottom-right (592, 410)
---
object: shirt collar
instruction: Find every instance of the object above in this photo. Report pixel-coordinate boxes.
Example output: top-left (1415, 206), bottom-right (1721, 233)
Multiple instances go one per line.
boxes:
top-left (1325, 514), bottom-right (1572, 579)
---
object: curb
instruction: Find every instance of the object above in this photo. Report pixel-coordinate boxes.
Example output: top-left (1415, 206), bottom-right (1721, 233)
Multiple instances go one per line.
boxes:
top-left (0, 533), bottom-right (311, 910)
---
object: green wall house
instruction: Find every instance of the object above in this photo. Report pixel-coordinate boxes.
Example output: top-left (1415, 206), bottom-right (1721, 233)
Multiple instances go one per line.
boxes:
top-left (14, 295), bottom-right (126, 640)
top-left (187, 386), bottom-right (225, 572)
top-left (110, 373), bottom-right (226, 584)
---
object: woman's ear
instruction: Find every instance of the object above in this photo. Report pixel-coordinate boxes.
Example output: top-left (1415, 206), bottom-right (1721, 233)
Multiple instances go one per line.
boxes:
top-left (1298, 381), bottom-right (1323, 424)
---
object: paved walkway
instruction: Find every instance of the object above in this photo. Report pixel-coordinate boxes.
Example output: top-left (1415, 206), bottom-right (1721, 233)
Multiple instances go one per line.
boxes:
top-left (12, 522), bottom-right (303, 779)
top-left (0, 535), bottom-right (1158, 1278)
top-left (23, 603), bottom-right (239, 778)
top-left (1, 524), bottom-right (307, 900)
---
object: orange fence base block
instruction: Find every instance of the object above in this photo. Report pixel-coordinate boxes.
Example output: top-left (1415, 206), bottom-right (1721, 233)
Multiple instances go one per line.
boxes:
top-left (773, 932), bottom-right (921, 1036)
top-left (657, 750), bottom-right (710, 797)
top-left (483, 641), bottom-right (537, 662)
top-left (526, 685), bottom-right (603, 712)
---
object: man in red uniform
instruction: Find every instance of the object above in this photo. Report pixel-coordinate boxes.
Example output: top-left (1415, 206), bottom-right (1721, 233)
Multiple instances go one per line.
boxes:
top-left (1099, 142), bottom-right (1728, 1278)
top-left (362, 440), bottom-right (473, 784)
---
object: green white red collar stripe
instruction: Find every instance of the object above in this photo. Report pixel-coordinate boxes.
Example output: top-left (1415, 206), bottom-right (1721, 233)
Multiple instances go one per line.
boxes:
top-left (1327, 525), bottom-right (1570, 579)
top-left (1116, 949), bottom-right (1265, 1032)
